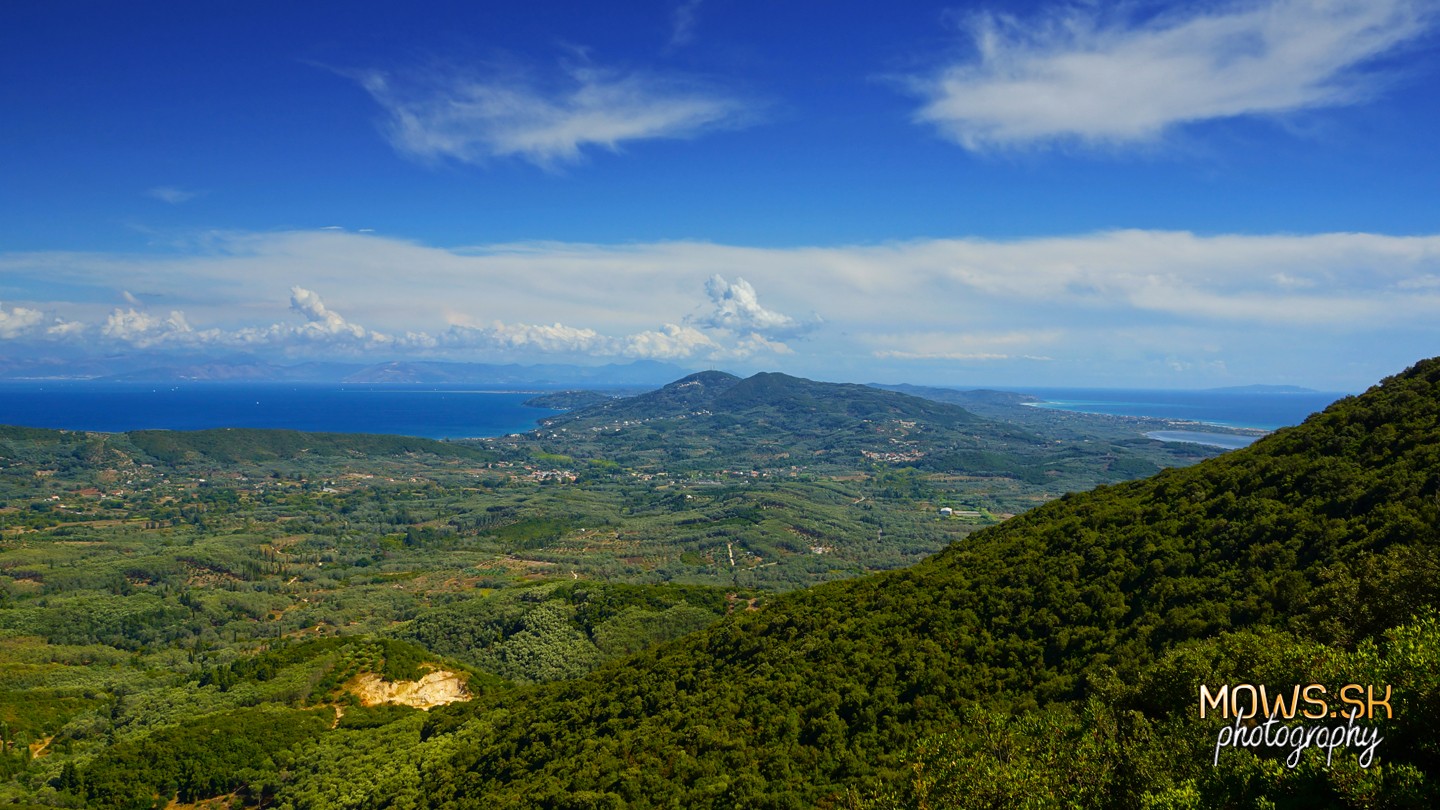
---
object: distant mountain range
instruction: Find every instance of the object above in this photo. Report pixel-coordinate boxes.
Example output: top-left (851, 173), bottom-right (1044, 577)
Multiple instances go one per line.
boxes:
top-left (0, 356), bottom-right (691, 386)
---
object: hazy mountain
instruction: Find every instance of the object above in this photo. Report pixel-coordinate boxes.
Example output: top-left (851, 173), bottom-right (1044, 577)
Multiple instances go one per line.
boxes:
top-left (1207, 383), bottom-right (1320, 393)
top-left (869, 382), bottom-right (1041, 407)
top-left (81, 357), bottom-right (692, 386)
top-left (102, 360), bottom-right (363, 382)
top-left (340, 360), bottom-right (690, 385)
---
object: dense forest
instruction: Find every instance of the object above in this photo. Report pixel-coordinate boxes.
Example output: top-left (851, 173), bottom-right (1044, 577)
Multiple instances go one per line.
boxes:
top-left (1, 361), bottom-right (1429, 807)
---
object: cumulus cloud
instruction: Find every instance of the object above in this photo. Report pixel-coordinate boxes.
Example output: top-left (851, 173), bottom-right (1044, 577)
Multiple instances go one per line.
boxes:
top-left (91, 288), bottom-right (402, 353)
top-left (445, 321), bottom-right (609, 354)
top-left (908, 0), bottom-right (1436, 150)
top-left (621, 323), bottom-right (718, 359)
top-left (355, 60), bottom-right (753, 169)
top-left (0, 302), bottom-right (44, 339)
top-left (46, 319), bottom-right (86, 338)
top-left (101, 308), bottom-right (203, 348)
top-left (228, 287), bottom-right (398, 349)
top-left (694, 275), bottom-right (794, 333)
top-left (289, 286), bottom-right (372, 340)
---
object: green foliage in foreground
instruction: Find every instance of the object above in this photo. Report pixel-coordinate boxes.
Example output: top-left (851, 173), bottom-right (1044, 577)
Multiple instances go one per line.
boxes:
top-left (861, 614), bottom-right (1440, 809)
top-left (399, 358), bottom-right (1440, 807)
top-left (397, 581), bottom-right (741, 683)
top-left (69, 705), bottom-right (330, 808)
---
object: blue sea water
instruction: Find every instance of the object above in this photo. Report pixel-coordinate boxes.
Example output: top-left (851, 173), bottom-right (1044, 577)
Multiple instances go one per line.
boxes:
top-left (1013, 387), bottom-right (1349, 431)
top-left (0, 383), bottom-right (565, 439)
top-left (0, 382), bottom-right (1353, 439)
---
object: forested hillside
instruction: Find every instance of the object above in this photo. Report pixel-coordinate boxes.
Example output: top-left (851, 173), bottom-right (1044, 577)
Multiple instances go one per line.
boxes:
top-left (400, 358), bottom-right (1440, 807)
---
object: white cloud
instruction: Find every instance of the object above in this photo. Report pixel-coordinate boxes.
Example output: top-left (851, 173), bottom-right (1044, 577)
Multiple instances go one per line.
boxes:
top-left (440, 320), bottom-right (722, 361)
top-left (6, 227), bottom-right (1440, 387)
top-left (0, 302), bottom-right (44, 339)
top-left (909, 0), bottom-right (1435, 149)
top-left (289, 286), bottom-right (372, 340)
top-left (621, 323), bottom-right (718, 359)
top-left (446, 321), bottom-right (610, 354)
top-left (355, 60), bottom-right (752, 169)
top-left (868, 329), bottom-right (1062, 361)
top-left (46, 319), bottom-right (86, 338)
top-left (101, 308), bottom-right (203, 348)
top-left (147, 186), bottom-right (200, 204)
top-left (93, 288), bottom-right (400, 353)
top-left (717, 332), bottom-right (795, 360)
top-left (693, 275), bottom-right (809, 337)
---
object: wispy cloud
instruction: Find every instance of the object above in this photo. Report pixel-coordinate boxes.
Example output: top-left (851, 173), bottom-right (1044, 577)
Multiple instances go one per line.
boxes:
top-left (146, 186), bottom-right (201, 204)
top-left (354, 59), bottom-right (753, 169)
top-left (908, 0), bottom-right (1436, 150)
top-left (668, 0), bottom-right (704, 50)
top-left (869, 329), bottom-right (1062, 362)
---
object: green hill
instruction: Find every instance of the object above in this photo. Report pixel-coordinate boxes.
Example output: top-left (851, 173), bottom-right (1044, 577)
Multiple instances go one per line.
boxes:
top-left (529, 371), bottom-right (1204, 492)
top-left (403, 358), bottom-right (1440, 807)
top-left (125, 427), bottom-right (491, 464)
top-left (552, 370), bottom-right (987, 430)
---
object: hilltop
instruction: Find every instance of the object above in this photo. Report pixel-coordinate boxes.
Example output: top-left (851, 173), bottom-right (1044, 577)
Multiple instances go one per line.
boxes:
top-left (523, 371), bottom-right (1211, 491)
top-left (552, 371), bottom-right (988, 429)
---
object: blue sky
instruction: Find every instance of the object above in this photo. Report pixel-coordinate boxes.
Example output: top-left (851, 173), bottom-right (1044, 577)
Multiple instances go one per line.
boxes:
top-left (3, 0), bottom-right (1439, 389)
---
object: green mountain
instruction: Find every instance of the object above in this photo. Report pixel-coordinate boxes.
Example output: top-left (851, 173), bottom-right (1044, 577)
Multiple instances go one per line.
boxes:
top-left (402, 358), bottom-right (1440, 807)
top-left (551, 370), bottom-right (988, 428)
top-left (527, 371), bottom-right (1206, 491)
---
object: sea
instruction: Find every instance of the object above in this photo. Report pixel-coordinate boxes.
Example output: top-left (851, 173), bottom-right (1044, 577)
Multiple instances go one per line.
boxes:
top-left (0, 381), bottom-right (1351, 442)
top-left (0, 382), bottom-right (567, 440)
top-left (1009, 387), bottom-right (1352, 449)
top-left (1013, 387), bottom-right (1348, 431)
